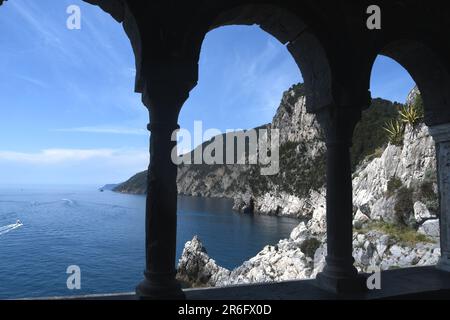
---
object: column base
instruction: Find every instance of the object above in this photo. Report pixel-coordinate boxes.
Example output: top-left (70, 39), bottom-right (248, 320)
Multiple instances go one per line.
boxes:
top-left (316, 272), bottom-right (368, 294)
top-left (136, 273), bottom-right (186, 300)
top-left (437, 254), bottom-right (450, 272)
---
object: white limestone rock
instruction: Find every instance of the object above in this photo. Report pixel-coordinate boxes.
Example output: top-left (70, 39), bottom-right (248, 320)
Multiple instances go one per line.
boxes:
top-left (232, 193), bottom-right (254, 213)
top-left (370, 196), bottom-right (398, 224)
top-left (176, 89), bottom-right (442, 288)
top-left (353, 209), bottom-right (370, 229)
top-left (414, 201), bottom-right (436, 224)
top-left (304, 189), bottom-right (327, 235)
top-left (311, 244), bottom-right (327, 278)
top-left (418, 219), bottom-right (440, 238)
top-left (177, 230), bottom-right (440, 288)
top-left (353, 123), bottom-right (437, 218)
top-left (289, 222), bottom-right (308, 242)
top-left (176, 236), bottom-right (230, 287)
top-left (252, 192), bottom-right (308, 217)
top-left (271, 92), bottom-right (324, 148)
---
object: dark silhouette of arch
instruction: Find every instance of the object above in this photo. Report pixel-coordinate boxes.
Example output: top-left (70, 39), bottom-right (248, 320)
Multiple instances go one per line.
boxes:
top-left (380, 41), bottom-right (450, 126)
top-left (365, 39), bottom-right (450, 125)
top-left (195, 3), bottom-right (334, 114)
top-left (2, 0), bottom-right (450, 299)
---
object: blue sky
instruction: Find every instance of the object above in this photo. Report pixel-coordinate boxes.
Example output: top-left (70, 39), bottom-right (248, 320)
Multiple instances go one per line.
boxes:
top-left (0, 0), bottom-right (415, 185)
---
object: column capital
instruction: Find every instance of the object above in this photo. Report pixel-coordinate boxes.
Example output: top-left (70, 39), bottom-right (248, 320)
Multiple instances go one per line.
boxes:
top-left (429, 123), bottom-right (450, 143)
top-left (140, 58), bottom-right (198, 107)
top-left (147, 123), bottom-right (180, 133)
top-left (315, 105), bottom-right (362, 147)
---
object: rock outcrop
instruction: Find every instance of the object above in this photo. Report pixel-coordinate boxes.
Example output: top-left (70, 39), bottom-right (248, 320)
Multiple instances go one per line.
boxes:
top-left (177, 230), bottom-right (440, 287)
top-left (352, 123), bottom-right (437, 217)
top-left (176, 87), bottom-right (442, 287)
top-left (115, 83), bottom-right (404, 220)
top-left (176, 236), bottom-right (231, 287)
top-left (115, 83), bottom-right (327, 213)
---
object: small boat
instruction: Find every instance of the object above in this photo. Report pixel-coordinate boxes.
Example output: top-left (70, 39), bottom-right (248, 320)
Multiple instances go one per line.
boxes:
top-left (16, 220), bottom-right (22, 225)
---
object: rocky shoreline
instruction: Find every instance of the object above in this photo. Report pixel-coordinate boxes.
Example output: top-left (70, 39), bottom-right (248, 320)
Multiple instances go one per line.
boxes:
top-left (115, 84), bottom-right (410, 219)
top-left (177, 229), bottom-right (440, 287)
top-left (113, 84), bottom-right (442, 287)
top-left (175, 87), bottom-right (441, 288)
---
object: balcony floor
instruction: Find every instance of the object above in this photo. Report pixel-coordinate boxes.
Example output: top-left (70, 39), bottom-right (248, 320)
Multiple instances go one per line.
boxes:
top-left (34, 266), bottom-right (450, 300)
top-left (184, 266), bottom-right (450, 300)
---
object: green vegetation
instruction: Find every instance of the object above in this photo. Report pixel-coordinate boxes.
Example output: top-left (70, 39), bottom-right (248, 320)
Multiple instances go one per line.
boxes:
top-left (384, 171), bottom-right (439, 226)
top-left (249, 140), bottom-right (327, 198)
top-left (420, 182), bottom-right (436, 199)
top-left (113, 171), bottom-right (147, 194)
top-left (285, 83), bottom-right (306, 106)
top-left (386, 176), bottom-right (403, 197)
top-left (412, 93), bottom-right (425, 118)
top-left (380, 93), bottom-right (425, 146)
top-left (399, 104), bottom-right (423, 127)
top-left (300, 237), bottom-right (321, 258)
top-left (365, 147), bottom-right (385, 162)
top-left (388, 265), bottom-right (401, 270)
top-left (351, 93), bottom-right (425, 168)
top-left (351, 98), bottom-right (400, 169)
top-left (394, 186), bottom-right (414, 225)
top-left (383, 119), bottom-right (405, 146)
top-left (363, 221), bottom-right (433, 246)
top-left (415, 168), bottom-right (439, 214)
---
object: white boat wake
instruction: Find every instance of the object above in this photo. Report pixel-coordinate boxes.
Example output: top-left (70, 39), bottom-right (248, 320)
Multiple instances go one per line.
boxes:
top-left (61, 199), bottom-right (75, 206)
top-left (0, 221), bottom-right (23, 236)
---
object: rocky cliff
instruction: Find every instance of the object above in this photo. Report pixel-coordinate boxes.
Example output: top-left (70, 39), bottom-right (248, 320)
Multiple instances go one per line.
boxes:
top-left (115, 83), bottom-right (402, 219)
top-left (177, 116), bottom-right (441, 287)
top-left (113, 83), bottom-right (441, 286)
top-left (177, 228), bottom-right (440, 287)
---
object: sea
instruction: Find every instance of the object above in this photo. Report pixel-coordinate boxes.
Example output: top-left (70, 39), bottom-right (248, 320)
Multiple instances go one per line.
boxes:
top-left (0, 185), bottom-right (298, 299)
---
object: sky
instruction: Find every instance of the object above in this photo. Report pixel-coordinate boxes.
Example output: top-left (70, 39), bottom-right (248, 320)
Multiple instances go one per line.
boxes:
top-left (0, 0), bottom-right (415, 185)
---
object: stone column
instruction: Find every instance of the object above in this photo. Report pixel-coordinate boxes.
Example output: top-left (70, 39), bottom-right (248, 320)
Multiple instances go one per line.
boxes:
top-left (135, 85), bottom-right (188, 300)
top-left (429, 123), bottom-right (450, 272)
top-left (316, 106), bottom-right (366, 293)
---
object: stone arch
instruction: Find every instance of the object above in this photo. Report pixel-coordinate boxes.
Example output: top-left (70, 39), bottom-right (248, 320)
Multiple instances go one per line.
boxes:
top-left (200, 3), bottom-right (334, 114)
top-left (82, 0), bottom-right (146, 92)
top-left (369, 40), bottom-right (450, 126)
top-left (366, 39), bottom-right (450, 272)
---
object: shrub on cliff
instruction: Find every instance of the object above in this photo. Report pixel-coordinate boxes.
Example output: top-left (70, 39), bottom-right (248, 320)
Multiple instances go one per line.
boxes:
top-left (351, 98), bottom-right (400, 169)
top-left (384, 119), bottom-right (405, 146)
top-left (300, 238), bottom-right (321, 258)
top-left (399, 104), bottom-right (423, 127)
top-left (386, 176), bottom-right (403, 197)
top-left (394, 186), bottom-right (414, 225)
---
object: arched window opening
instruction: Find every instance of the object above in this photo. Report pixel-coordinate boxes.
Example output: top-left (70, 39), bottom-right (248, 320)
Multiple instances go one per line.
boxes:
top-left (0, 0), bottom-right (146, 299)
top-left (351, 54), bottom-right (441, 273)
top-left (174, 24), bottom-right (331, 288)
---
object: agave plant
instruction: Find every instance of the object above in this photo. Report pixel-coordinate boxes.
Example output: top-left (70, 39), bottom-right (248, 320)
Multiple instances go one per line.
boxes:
top-left (383, 119), bottom-right (404, 146)
top-left (399, 103), bottom-right (424, 127)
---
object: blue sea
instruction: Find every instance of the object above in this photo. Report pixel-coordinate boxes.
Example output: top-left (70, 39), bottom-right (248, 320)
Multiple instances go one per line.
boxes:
top-left (0, 185), bottom-right (298, 299)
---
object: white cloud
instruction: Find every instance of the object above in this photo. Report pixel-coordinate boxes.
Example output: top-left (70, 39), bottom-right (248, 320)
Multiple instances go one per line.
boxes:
top-left (53, 126), bottom-right (148, 135)
top-left (0, 148), bottom-right (149, 184)
top-left (0, 149), bottom-right (149, 185)
top-left (14, 74), bottom-right (49, 88)
top-left (0, 148), bottom-right (148, 165)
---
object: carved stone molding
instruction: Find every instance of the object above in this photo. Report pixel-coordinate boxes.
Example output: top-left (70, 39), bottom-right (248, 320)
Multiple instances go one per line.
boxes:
top-left (429, 123), bottom-right (450, 143)
top-left (429, 123), bottom-right (450, 272)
